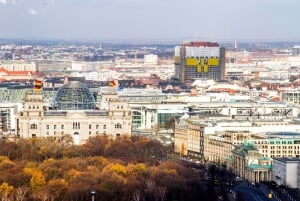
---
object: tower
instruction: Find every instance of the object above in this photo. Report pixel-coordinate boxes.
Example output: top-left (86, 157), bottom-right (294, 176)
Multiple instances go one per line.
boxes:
top-left (16, 90), bottom-right (44, 137)
top-left (174, 41), bottom-right (226, 83)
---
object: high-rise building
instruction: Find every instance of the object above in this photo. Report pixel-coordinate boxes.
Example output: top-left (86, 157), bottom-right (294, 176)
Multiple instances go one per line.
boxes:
top-left (292, 45), bottom-right (300, 56)
top-left (174, 41), bottom-right (225, 83)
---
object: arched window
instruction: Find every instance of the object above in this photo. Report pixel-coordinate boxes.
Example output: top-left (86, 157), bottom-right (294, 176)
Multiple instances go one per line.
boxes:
top-left (115, 123), bottom-right (122, 129)
top-left (30, 124), bottom-right (37, 129)
top-left (73, 132), bottom-right (80, 145)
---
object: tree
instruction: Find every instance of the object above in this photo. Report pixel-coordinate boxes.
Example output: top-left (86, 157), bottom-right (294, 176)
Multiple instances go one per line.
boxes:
top-left (47, 178), bottom-right (68, 201)
top-left (23, 164), bottom-right (46, 192)
top-left (0, 182), bottom-right (14, 201)
top-left (30, 170), bottom-right (46, 191)
top-left (14, 186), bottom-right (29, 201)
top-left (31, 187), bottom-right (50, 201)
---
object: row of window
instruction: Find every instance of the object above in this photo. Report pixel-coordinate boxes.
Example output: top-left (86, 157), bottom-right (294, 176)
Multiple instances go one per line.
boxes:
top-left (270, 146), bottom-right (300, 149)
top-left (269, 141), bottom-right (293, 144)
top-left (28, 105), bottom-right (40, 110)
top-left (270, 150), bottom-right (298, 154)
top-left (46, 131), bottom-right (106, 135)
top-left (30, 123), bottom-right (122, 130)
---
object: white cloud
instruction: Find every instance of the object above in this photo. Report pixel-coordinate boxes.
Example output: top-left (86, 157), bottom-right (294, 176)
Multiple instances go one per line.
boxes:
top-left (28, 8), bottom-right (37, 15)
top-left (0, 0), bottom-right (7, 4)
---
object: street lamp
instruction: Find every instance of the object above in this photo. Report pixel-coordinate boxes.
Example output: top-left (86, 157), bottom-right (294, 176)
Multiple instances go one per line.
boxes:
top-left (90, 190), bottom-right (96, 201)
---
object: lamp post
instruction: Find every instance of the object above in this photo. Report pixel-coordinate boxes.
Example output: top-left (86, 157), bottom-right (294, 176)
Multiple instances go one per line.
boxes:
top-left (90, 190), bottom-right (96, 201)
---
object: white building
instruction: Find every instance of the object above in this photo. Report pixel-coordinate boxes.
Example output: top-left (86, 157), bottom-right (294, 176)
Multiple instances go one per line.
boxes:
top-left (16, 81), bottom-right (132, 144)
top-left (144, 54), bottom-right (158, 65)
top-left (0, 61), bottom-right (37, 72)
top-left (272, 158), bottom-right (300, 188)
top-left (71, 62), bottom-right (87, 71)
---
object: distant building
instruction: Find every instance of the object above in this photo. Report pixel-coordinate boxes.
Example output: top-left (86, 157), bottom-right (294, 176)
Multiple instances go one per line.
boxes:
top-left (71, 62), bottom-right (86, 71)
top-left (281, 88), bottom-right (300, 104)
top-left (272, 157), bottom-right (300, 188)
top-left (0, 103), bottom-right (18, 135)
top-left (0, 61), bottom-right (37, 72)
top-left (292, 46), bottom-right (300, 56)
top-left (174, 41), bottom-right (226, 83)
top-left (144, 54), bottom-right (158, 65)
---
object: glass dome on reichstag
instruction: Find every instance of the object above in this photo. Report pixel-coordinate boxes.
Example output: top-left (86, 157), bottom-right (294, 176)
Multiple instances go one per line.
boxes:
top-left (53, 81), bottom-right (95, 110)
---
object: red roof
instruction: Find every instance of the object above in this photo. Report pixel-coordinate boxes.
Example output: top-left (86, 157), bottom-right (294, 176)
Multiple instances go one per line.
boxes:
top-left (0, 67), bottom-right (37, 76)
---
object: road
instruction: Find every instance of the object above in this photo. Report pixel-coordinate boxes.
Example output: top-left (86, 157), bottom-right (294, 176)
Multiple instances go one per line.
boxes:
top-left (234, 182), bottom-right (271, 201)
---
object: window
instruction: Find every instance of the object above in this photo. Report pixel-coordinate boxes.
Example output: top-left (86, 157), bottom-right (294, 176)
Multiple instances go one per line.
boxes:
top-left (46, 125), bottom-right (49, 129)
top-left (73, 122), bottom-right (80, 129)
top-left (89, 131), bottom-right (91, 135)
top-left (30, 124), bottom-right (37, 129)
top-left (89, 125), bottom-right (92, 129)
top-left (103, 124), bottom-right (106, 129)
top-left (115, 123), bottom-right (122, 129)
top-left (61, 125), bottom-right (64, 129)
top-left (96, 125), bottom-right (99, 129)
top-left (54, 125), bottom-right (57, 129)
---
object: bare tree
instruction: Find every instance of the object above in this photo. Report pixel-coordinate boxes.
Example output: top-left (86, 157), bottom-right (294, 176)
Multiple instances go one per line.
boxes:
top-left (133, 190), bottom-right (144, 201)
top-left (14, 186), bottom-right (29, 201)
top-left (155, 187), bottom-right (167, 201)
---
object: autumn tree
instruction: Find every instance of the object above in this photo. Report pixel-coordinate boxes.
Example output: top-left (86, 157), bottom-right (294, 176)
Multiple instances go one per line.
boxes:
top-left (47, 178), bottom-right (68, 201)
top-left (23, 162), bottom-right (46, 191)
top-left (0, 182), bottom-right (14, 201)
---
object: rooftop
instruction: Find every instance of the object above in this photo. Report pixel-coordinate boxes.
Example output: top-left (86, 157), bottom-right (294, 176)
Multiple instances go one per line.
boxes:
top-left (273, 157), bottom-right (300, 163)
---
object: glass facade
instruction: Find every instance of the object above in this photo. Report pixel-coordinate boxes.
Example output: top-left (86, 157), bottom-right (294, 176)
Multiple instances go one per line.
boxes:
top-left (158, 113), bottom-right (178, 128)
top-left (53, 81), bottom-right (95, 110)
top-left (132, 111), bottom-right (142, 129)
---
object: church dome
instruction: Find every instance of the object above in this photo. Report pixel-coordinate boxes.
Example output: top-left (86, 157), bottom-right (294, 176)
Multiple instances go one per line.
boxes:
top-left (53, 81), bottom-right (95, 110)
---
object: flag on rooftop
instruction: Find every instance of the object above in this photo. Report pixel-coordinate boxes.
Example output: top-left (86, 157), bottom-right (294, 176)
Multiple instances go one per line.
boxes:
top-left (109, 80), bottom-right (118, 88)
top-left (33, 79), bottom-right (43, 91)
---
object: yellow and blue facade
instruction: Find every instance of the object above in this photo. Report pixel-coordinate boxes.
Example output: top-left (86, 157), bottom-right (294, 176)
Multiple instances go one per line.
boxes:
top-left (174, 41), bottom-right (225, 83)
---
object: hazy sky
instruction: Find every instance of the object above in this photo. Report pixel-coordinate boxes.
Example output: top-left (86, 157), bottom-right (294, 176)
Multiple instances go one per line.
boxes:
top-left (0, 0), bottom-right (299, 42)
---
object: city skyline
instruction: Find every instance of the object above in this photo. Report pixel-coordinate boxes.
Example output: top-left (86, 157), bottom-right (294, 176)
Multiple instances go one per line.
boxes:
top-left (0, 0), bottom-right (300, 42)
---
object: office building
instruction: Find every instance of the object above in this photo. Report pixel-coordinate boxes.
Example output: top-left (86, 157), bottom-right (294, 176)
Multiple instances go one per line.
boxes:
top-left (174, 41), bottom-right (225, 83)
top-left (272, 157), bottom-right (300, 188)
